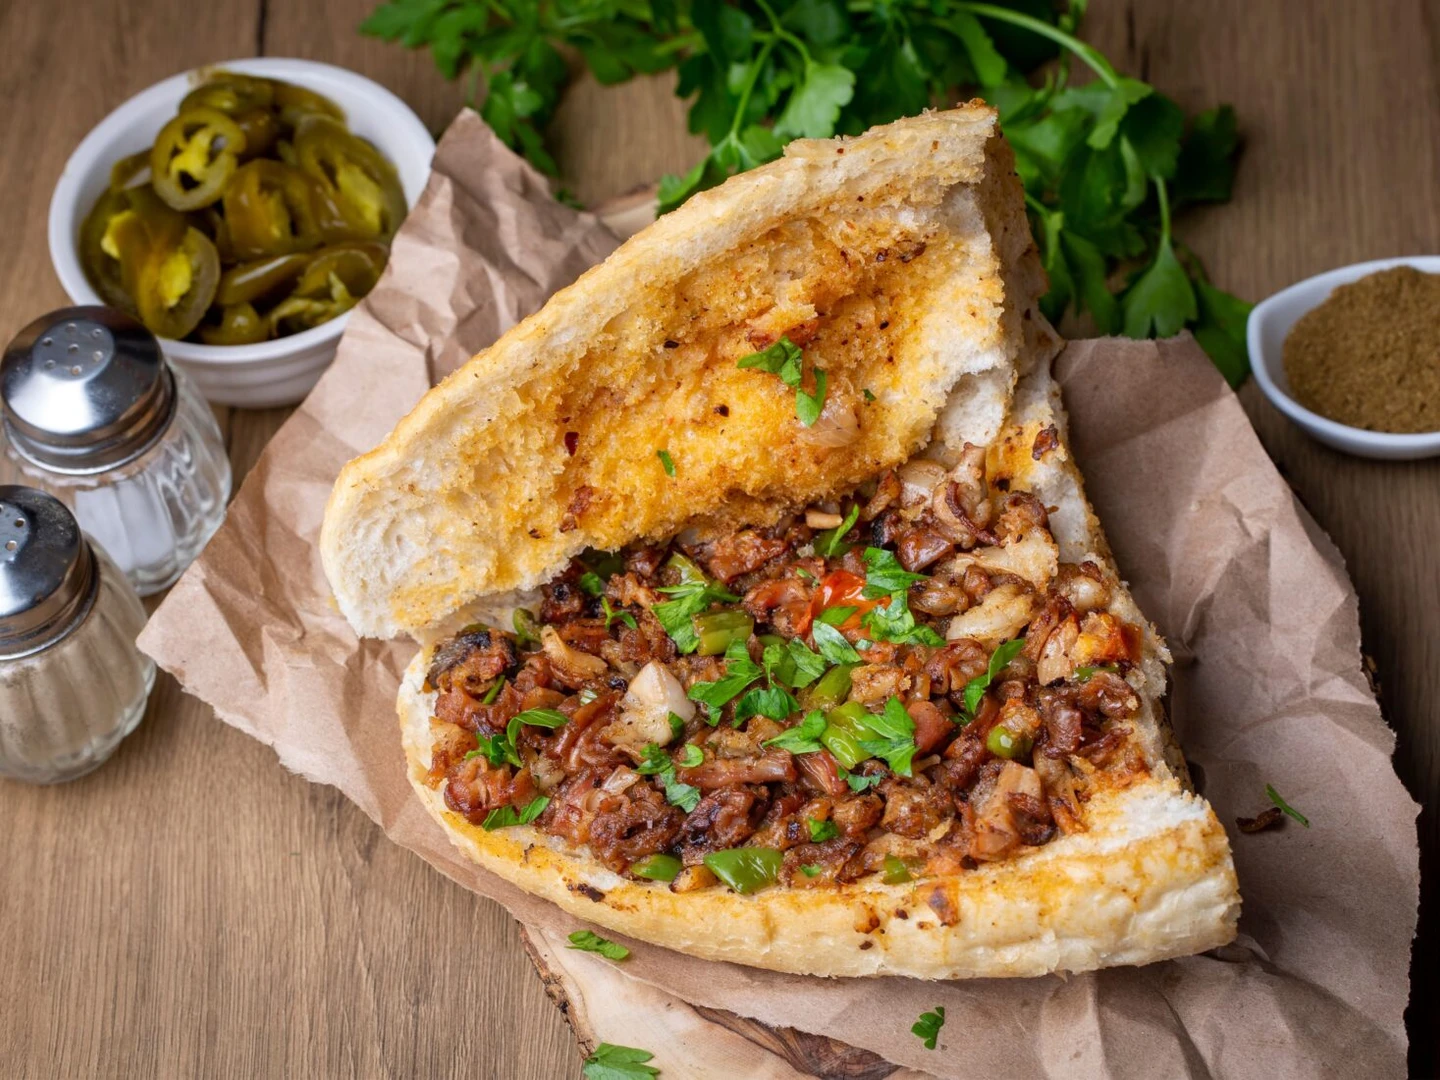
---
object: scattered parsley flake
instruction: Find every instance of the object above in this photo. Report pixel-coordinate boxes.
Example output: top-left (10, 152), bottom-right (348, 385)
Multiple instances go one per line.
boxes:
top-left (811, 620), bottom-right (862, 664)
top-left (657, 449), bottom-right (676, 477)
top-left (582, 1042), bottom-right (660, 1079)
top-left (807, 817), bottom-right (839, 843)
top-left (813, 504), bottom-right (860, 557)
top-left (912, 1006), bottom-right (945, 1050)
top-left (567, 930), bottom-right (630, 961)
top-left (1265, 784), bottom-right (1310, 828)
top-left (860, 547), bottom-right (928, 598)
top-left (764, 710), bottom-right (827, 754)
top-left (481, 795), bottom-right (550, 831)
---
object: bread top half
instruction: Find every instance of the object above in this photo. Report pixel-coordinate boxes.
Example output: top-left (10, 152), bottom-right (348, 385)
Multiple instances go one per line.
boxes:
top-left (322, 105), bottom-right (1051, 641)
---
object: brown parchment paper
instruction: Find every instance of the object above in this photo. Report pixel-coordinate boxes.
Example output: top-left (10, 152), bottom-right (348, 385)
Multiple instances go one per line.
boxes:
top-left (138, 109), bottom-right (1420, 1079)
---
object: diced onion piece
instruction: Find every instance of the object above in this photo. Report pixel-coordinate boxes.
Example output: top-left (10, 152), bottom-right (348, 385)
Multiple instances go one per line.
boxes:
top-left (541, 626), bottom-right (607, 681)
top-left (601, 661), bottom-right (692, 752)
top-left (897, 458), bottom-right (947, 508)
top-left (945, 582), bottom-right (1036, 648)
top-left (800, 400), bottom-right (860, 448)
top-left (601, 765), bottom-right (640, 795)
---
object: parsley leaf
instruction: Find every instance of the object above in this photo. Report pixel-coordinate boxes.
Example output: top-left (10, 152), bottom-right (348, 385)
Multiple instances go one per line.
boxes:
top-left (781, 638), bottom-right (828, 689)
top-left (481, 795), bottom-right (550, 831)
top-left (567, 930), bottom-right (630, 961)
top-left (653, 560), bottom-right (740, 654)
top-left (1265, 784), bottom-right (1311, 828)
top-left (687, 642), bottom-right (764, 722)
top-left (857, 697), bottom-right (918, 777)
top-left (811, 620), bottom-right (862, 665)
top-left (815, 605), bottom-right (857, 626)
top-left (807, 817), bottom-right (839, 843)
top-left (583, 1042), bottom-right (660, 1080)
top-left (578, 571), bottom-right (605, 597)
top-left (511, 708), bottom-right (568, 729)
top-left (844, 769), bottom-right (885, 793)
top-left (734, 685), bottom-right (800, 723)
top-left (1122, 235), bottom-right (1197, 339)
top-left (912, 1006), bottom-right (946, 1050)
top-left (862, 591), bottom-right (945, 646)
top-left (775, 61), bottom-right (855, 139)
top-left (737, 337), bottom-right (803, 382)
top-left (601, 596), bottom-right (638, 630)
top-left (795, 367), bottom-right (828, 427)
top-left (962, 638), bottom-right (1026, 719)
top-left (814, 504), bottom-right (860, 557)
top-left (800, 864), bottom-right (823, 878)
top-left (677, 744), bottom-right (704, 768)
top-left (656, 449), bottom-right (676, 477)
top-left (636, 743), bottom-right (702, 813)
top-left (764, 710), bottom-right (827, 754)
top-left (861, 547), bottom-right (928, 598)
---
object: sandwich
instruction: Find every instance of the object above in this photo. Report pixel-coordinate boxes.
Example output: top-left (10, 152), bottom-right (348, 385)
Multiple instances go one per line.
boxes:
top-left (320, 104), bottom-right (1239, 979)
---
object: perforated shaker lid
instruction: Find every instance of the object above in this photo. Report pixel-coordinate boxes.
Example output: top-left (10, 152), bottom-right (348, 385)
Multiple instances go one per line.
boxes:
top-left (1, 306), bottom-right (176, 474)
top-left (0, 485), bottom-right (96, 659)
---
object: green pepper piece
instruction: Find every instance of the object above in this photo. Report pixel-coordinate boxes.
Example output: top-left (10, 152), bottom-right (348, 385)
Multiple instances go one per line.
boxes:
top-left (882, 855), bottom-right (913, 885)
top-left (273, 81), bottom-right (345, 131)
top-left (703, 847), bottom-right (783, 895)
top-left (513, 609), bottom-right (541, 648)
top-left (756, 633), bottom-right (787, 649)
top-left (825, 700), bottom-right (879, 739)
top-left (108, 150), bottom-right (151, 194)
top-left (631, 853), bottom-right (682, 883)
top-left (667, 553), bottom-right (708, 586)
top-left (819, 721), bottom-right (867, 770)
top-left (199, 302), bottom-right (267, 345)
top-left (294, 115), bottom-right (406, 241)
top-left (694, 611), bottom-right (754, 656)
top-left (106, 202), bottom-right (220, 340)
top-left (800, 664), bottom-right (854, 712)
top-left (233, 107), bottom-right (280, 160)
top-left (223, 160), bottom-right (327, 257)
top-left (986, 725), bottom-right (1032, 760)
top-left (150, 107), bottom-right (247, 212)
top-left (78, 188), bottom-right (137, 312)
top-left (179, 71), bottom-right (275, 115)
top-left (290, 242), bottom-right (388, 301)
top-left (215, 252), bottom-right (311, 307)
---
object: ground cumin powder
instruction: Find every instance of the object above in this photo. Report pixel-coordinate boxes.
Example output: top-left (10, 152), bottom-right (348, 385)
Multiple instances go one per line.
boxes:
top-left (1283, 266), bottom-right (1440, 433)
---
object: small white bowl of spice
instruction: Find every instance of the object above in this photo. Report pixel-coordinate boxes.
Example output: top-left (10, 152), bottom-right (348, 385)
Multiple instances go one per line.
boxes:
top-left (1248, 256), bottom-right (1440, 460)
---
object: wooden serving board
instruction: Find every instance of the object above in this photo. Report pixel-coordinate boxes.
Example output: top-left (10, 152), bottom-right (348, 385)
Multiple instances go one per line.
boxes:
top-left (519, 925), bottom-right (937, 1080)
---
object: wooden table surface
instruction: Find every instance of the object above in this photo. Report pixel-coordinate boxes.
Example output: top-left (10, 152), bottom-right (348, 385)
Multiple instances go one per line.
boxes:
top-left (0, 0), bottom-right (1435, 1075)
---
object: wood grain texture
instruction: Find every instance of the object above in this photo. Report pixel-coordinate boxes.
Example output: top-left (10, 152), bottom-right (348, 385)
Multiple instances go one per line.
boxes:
top-left (0, 0), bottom-right (1435, 1076)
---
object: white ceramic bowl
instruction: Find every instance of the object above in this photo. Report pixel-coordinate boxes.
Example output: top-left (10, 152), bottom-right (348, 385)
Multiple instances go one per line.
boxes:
top-left (1247, 256), bottom-right (1440, 460)
top-left (48, 58), bottom-right (435, 409)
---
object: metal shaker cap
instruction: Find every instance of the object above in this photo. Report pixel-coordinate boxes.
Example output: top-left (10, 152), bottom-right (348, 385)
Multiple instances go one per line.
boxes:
top-left (1, 306), bottom-right (176, 474)
top-left (0, 485), bottom-right (97, 659)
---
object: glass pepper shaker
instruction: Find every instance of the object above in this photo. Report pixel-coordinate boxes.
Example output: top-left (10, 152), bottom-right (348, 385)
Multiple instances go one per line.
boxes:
top-left (0, 485), bottom-right (154, 783)
top-left (0, 306), bottom-right (231, 596)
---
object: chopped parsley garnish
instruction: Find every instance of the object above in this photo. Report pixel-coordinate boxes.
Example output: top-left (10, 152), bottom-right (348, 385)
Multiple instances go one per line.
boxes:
top-left (912, 1006), bottom-right (945, 1050)
top-left (636, 743), bottom-right (702, 813)
top-left (567, 930), bottom-right (630, 961)
top-left (857, 697), bottom-right (918, 777)
top-left (800, 864), bottom-right (822, 878)
top-left (882, 854), bottom-right (913, 884)
top-left (1265, 784), bottom-right (1310, 828)
top-left (656, 448), bottom-right (676, 476)
top-left (481, 794), bottom-right (549, 831)
top-left (676, 743), bottom-right (704, 768)
top-left (736, 336), bottom-right (827, 427)
top-left (480, 678), bottom-right (505, 705)
top-left (764, 710), bottom-right (826, 754)
top-left (794, 367), bottom-right (828, 426)
top-left (860, 547), bottom-right (929, 597)
top-left (468, 707), bottom-right (569, 767)
top-left (961, 638), bottom-right (1026, 721)
top-left (811, 620), bottom-right (862, 665)
top-left (687, 640), bottom-right (763, 722)
top-left (578, 571), bottom-right (605, 596)
top-left (652, 556), bottom-right (740, 654)
top-left (814, 504), bottom-right (860, 558)
top-left (733, 684), bottom-right (800, 723)
top-left (807, 817), bottom-right (839, 843)
top-left (1074, 663), bottom-right (1119, 681)
top-left (582, 1042), bottom-right (660, 1079)
top-left (862, 388), bottom-right (877, 403)
top-left (844, 769), bottom-right (884, 793)
top-left (762, 637), bottom-right (826, 690)
top-left (512, 607), bottom-right (540, 648)
top-left (862, 590), bottom-right (944, 646)
top-left (601, 596), bottom-right (637, 630)
top-left (666, 711), bottom-right (686, 739)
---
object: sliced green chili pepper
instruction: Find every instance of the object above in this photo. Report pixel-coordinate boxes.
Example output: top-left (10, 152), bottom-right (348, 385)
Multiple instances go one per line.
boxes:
top-left (199, 302), bottom-right (267, 345)
top-left (233, 107), bottom-right (280, 159)
top-left (215, 252), bottom-right (311, 307)
top-left (290, 242), bottom-right (387, 300)
top-left (630, 853), bottom-right (682, 883)
top-left (105, 200), bottom-right (220, 340)
top-left (756, 633), bottom-right (787, 649)
top-left (294, 115), bottom-right (406, 240)
top-left (703, 847), bottom-right (783, 895)
top-left (694, 611), bottom-right (754, 656)
top-left (150, 107), bottom-right (247, 211)
top-left (179, 71), bottom-right (275, 116)
top-left (273, 81), bottom-right (345, 130)
top-left (801, 664), bottom-right (854, 711)
top-left (108, 149), bottom-right (151, 193)
top-left (882, 855), bottom-right (913, 885)
top-left (222, 160), bottom-right (327, 256)
top-left (986, 725), bottom-right (1032, 760)
top-left (78, 188), bottom-right (137, 311)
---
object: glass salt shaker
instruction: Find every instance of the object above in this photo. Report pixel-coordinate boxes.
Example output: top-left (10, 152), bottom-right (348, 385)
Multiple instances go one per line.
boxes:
top-left (0, 306), bottom-right (231, 596)
top-left (0, 485), bottom-right (154, 783)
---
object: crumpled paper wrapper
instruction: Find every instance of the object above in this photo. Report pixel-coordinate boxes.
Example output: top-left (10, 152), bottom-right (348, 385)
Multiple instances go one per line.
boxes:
top-left (139, 110), bottom-right (1419, 1078)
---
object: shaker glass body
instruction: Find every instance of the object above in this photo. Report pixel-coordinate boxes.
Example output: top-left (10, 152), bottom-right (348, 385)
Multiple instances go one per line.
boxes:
top-left (0, 541), bottom-right (154, 783)
top-left (0, 367), bottom-right (230, 595)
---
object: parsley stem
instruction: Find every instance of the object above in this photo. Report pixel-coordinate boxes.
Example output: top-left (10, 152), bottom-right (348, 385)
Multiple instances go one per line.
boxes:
top-left (1155, 174), bottom-right (1173, 245)
top-left (726, 39), bottom-right (776, 142)
top-left (756, 0), bottom-right (813, 65)
top-left (954, 3), bottom-right (1121, 89)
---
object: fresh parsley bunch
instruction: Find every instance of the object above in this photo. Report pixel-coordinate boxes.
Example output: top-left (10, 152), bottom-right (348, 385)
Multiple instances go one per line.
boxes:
top-left (361, 0), bottom-right (1250, 382)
